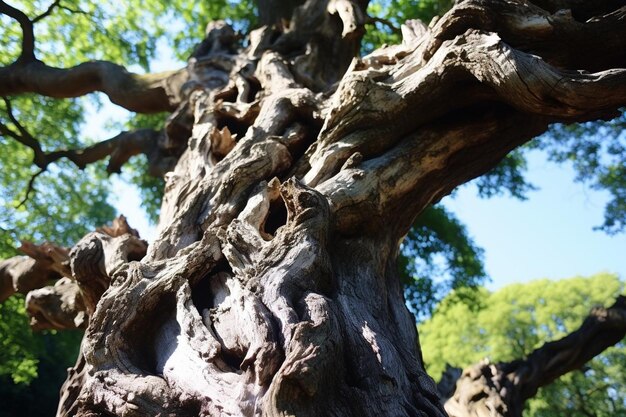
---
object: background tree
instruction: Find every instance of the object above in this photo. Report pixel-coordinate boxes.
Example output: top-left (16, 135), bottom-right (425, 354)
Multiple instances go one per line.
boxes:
top-left (0, 0), bottom-right (625, 416)
top-left (0, 295), bottom-right (82, 417)
top-left (420, 273), bottom-right (626, 417)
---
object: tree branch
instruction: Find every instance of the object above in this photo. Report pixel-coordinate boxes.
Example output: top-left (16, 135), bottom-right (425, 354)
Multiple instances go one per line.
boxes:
top-left (17, 168), bottom-right (45, 208)
top-left (17, 128), bottom-right (160, 204)
top-left (429, 0), bottom-right (626, 73)
top-left (45, 128), bottom-right (162, 173)
top-left (0, 250), bottom-right (63, 303)
top-left (366, 16), bottom-right (401, 35)
top-left (32, 0), bottom-right (62, 23)
top-left (0, 1), bottom-right (185, 112)
top-left (1, 97), bottom-right (47, 167)
top-left (0, 0), bottom-right (35, 61)
top-left (520, 296), bottom-right (626, 397)
top-left (527, 0), bottom-right (625, 21)
top-left (1, 98), bottom-right (162, 203)
top-left (57, 4), bottom-right (91, 16)
top-left (1, 216), bottom-right (146, 331)
top-left (0, 61), bottom-right (184, 113)
top-left (1, 104), bottom-right (161, 173)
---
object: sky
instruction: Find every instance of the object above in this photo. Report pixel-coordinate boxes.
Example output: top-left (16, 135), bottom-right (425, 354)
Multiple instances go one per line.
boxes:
top-left (443, 151), bottom-right (626, 289)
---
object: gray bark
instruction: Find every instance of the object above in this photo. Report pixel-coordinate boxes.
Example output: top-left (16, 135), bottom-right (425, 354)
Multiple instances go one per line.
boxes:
top-left (1, 0), bottom-right (625, 416)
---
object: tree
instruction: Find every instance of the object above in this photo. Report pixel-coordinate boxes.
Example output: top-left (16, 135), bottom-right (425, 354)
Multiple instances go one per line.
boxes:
top-left (0, 294), bottom-right (82, 417)
top-left (420, 273), bottom-right (626, 417)
top-left (1, 0), bottom-right (625, 416)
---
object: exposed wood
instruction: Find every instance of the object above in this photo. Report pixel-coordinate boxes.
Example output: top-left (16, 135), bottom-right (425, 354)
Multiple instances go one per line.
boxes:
top-left (1, 216), bottom-right (146, 330)
top-left (70, 221), bottom-right (148, 315)
top-left (26, 277), bottom-right (87, 330)
top-left (52, 0), bottom-right (624, 414)
top-left (0, 256), bottom-right (59, 302)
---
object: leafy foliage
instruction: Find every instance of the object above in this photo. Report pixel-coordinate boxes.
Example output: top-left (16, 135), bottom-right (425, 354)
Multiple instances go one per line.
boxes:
top-left (400, 205), bottom-right (486, 320)
top-left (0, 1), bottom-right (168, 71)
top-left (0, 255), bottom-right (83, 416)
top-left (419, 273), bottom-right (626, 417)
top-left (473, 148), bottom-right (536, 200)
top-left (0, 295), bottom-right (82, 383)
top-left (0, 296), bottom-right (82, 417)
top-left (0, 95), bottom-right (116, 253)
top-left (0, 296), bottom-right (38, 384)
top-left (363, 0), bottom-right (454, 52)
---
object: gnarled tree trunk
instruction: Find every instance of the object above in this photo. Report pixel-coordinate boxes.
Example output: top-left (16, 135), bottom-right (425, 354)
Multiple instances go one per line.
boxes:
top-left (1, 0), bottom-right (626, 416)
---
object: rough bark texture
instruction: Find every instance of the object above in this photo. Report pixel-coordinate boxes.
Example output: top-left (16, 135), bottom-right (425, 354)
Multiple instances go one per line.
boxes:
top-left (1, 0), bottom-right (626, 416)
top-left (443, 296), bottom-right (626, 417)
top-left (0, 216), bottom-right (146, 330)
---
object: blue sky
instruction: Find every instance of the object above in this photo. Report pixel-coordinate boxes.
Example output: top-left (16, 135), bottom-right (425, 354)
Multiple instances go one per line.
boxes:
top-left (443, 150), bottom-right (626, 289)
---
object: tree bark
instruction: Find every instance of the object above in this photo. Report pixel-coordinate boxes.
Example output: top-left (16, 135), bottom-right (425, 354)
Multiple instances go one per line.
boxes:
top-left (1, 0), bottom-right (626, 416)
top-left (0, 60), bottom-right (186, 113)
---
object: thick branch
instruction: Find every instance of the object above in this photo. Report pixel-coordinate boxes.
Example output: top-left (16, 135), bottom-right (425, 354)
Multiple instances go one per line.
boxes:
top-left (0, 61), bottom-right (184, 113)
top-left (70, 218), bottom-right (147, 315)
top-left (19, 241), bottom-right (72, 277)
top-left (519, 295), bottom-right (626, 399)
top-left (0, 241), bottom-right (70, 303)
top-left (46, 128), bottom-right (162, 173)
top-left (0, 256), bottom-right (59, 302)
top-left (527, 0), bottom-right (626, 21)
top-left (427, 0), bottom-right (626, 72)
top-left (26, 277), bottom-right (87, 330)
top-left (306, 14), bottom-right (626, 237)
top-left (1, 216), bottom-right (146, 332)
